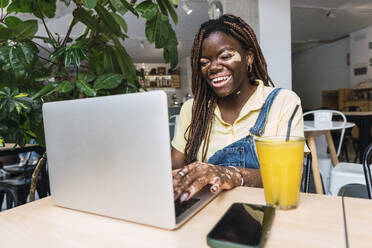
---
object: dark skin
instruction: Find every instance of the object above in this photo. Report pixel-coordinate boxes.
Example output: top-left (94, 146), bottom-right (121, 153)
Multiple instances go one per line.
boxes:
top-left (172, 31), bottom-right (262, 202)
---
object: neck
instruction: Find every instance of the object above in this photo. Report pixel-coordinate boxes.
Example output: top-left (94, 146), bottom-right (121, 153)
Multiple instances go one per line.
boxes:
top-left (218, 80), bottom-right (257, 110)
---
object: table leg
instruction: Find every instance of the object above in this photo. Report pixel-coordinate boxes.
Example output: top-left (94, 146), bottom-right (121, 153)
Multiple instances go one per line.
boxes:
top-left (307, 136), bottom-right (324, 194)
top-left (325, 131), bottom-right (339, 166)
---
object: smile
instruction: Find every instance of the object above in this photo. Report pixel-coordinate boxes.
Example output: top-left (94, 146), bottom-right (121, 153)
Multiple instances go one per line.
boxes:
top-left (210, 75), bottom-right (232, 88)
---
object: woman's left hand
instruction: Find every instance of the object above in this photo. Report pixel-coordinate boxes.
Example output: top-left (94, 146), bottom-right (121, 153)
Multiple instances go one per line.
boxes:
top-left (173, 162), bottom-right (242, 202)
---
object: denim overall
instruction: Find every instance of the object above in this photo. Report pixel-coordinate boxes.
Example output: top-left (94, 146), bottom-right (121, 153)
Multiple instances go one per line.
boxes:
top-left (207, 88), bottom-right (282, 169)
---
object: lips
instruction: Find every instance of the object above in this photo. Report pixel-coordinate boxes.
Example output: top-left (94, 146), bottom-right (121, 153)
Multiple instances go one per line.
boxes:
top-left (210, 75), bottom-right (232, 88)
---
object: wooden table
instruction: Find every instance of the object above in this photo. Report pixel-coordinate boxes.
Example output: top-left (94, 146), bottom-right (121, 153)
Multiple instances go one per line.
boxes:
top-left (344, 195), bottom-right (372, 247)
top-left (304, 121), bottom-right (355, 194)
top-left (343, 112), bottom-right (372, 162)
top-left (0, 187), bottom-right (354, 248)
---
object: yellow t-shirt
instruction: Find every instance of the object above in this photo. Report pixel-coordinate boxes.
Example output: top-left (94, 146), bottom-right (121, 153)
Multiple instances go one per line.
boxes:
top-left (171, 80), bottom-right (307, 162)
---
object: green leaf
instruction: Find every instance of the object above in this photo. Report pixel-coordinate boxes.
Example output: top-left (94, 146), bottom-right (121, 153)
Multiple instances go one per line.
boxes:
top-left (103, 46), bottom-right (117, 72)
top-left (95, 3), bottom-right (121, 36)
top-left (82, 0), bottom-right (99, 9)
top-left (33, 0), bottom-right (57, 18)
top-left (156, 0), bottom-right (168, 16)
top-left (0, 0), bottom-right (9, 8)
top-left (155, 14), bottom-right (170, 48)
top-left (14, 93), bottom-right (28, 98)
top-left (31, 83), bottom-right (58, 99)
top-left (118, 0), bottom-right (138, 17)
top-left (56, 81), bottom-right (75, 93)
top-left (7, 0), bottom-right (32, 14)
top-left (10, 19), bottom-right (38, 39)
top-left (64, 49), bottom-right (73, 67)
top-left (0, 46), bottom-right (26, 79)
top-left (63, 0), bottom-right (71, 6)
top-left (145, 13), bottom-right (159, 43)
top-left (73, 8), bottom-right (101, 32)
top-left (111, 12), bottom-right (128, 33)
top-left (135, 0), bottom-right (154, 13)
top-left (109, 0), bottom-right (128, 15)
top-left (78, 72), bottom-right (96, 82)
top-left (142, 4), bottom-right (157, 20)
top-left (49, 46), bottom-right (66, 61)
top-left (0, 28), bottom-right (13, 41)
top-left (17, 42), bottom-right (35, 64)
top-left (93, 73), bottom-right (124, 90)
top-left (5, 16), bottom-right (22, 28)
top-left (0, 136), bottom-right (4, 147)
top-left (161, 0), bottom-right (178, 24)
top-left (145, 13), bottom-right (169, 48)
top-left (76, 80), bottom-right (96, 96)
top-left (112, 36), bottom-right (136, 83)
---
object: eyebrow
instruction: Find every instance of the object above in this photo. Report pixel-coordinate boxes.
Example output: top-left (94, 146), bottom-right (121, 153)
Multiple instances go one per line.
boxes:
top-left (201, 46), bottom-right (236, 59)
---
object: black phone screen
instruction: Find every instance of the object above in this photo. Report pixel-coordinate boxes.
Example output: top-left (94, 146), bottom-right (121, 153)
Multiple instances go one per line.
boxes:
top-left (207, 203), bottom-right (275, 247)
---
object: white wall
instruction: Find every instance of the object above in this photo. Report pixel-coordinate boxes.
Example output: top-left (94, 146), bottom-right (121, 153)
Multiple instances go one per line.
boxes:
top-left (222, 0), bottom-right (260, 39)
top-left (292, 38), bottom-right (350, 110)
top-left (259, 0), bottom-right (292, 89)
top-left (349, 26), bottom-right (372, 87)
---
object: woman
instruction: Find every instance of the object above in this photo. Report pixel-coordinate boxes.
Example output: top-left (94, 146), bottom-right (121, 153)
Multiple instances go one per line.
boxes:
top-left (172, 14), bottom-right (304, 202)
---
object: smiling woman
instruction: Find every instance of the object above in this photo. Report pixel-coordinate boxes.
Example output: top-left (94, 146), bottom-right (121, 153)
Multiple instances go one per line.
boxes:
top-left (171, 14), bottom-right (305, 203)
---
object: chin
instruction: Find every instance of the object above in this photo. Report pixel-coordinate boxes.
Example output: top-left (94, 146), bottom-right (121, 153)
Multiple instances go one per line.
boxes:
top-left (213, 88), bottom-right (235, 98)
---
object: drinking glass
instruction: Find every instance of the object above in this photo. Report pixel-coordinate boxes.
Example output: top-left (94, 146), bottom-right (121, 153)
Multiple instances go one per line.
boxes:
top-left (255, 136), bottom-right (305, 210)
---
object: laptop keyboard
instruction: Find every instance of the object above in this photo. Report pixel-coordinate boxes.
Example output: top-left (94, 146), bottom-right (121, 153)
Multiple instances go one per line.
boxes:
top-left (175, 198), bottom-right (200, 217)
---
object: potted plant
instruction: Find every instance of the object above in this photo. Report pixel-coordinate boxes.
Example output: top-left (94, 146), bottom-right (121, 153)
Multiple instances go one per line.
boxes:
top-left (0, 0), bottom-right (179, 201)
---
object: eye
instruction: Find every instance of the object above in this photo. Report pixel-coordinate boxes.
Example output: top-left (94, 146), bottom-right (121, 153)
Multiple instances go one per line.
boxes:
top-left (200, 59), bottom-right (210, 67)
top-left (220, 53), bottom-right (233, 60)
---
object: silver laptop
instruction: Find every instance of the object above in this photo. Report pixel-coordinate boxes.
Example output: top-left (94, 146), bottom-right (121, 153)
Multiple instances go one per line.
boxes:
top-left (42, 90), bottom-right (217, 230)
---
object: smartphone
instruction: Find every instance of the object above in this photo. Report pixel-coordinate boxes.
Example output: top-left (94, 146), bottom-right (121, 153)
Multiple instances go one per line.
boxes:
top-left (207, 202), bottom-right (275, 248)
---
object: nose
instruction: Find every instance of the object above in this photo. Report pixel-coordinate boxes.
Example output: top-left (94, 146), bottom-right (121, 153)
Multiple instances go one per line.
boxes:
top-left (208, 60), bottom-right (223, 75)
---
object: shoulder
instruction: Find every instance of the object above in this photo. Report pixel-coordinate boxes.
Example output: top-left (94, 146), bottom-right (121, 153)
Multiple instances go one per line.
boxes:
top-left (277, 88), bottom-right (301, 103)
top-left (263, 86), bottom-right (301, 104)
top-left (181, 98), bottom-right (194, 111)
top-left (180, 98), bottom-right (194, 116)
top-left (178, 98), bottom-right (194, 123)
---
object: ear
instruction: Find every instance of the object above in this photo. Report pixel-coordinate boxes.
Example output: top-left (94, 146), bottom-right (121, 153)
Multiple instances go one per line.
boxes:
top-left (245, 49), bottom-right (254, 66)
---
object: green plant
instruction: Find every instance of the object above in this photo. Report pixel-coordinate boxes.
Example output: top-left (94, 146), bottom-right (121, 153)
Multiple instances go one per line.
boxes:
top-left (0, 0), bottom-right (179, 147)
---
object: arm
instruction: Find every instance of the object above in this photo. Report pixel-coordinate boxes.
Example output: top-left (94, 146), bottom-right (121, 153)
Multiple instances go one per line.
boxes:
top-left (171, 146), bottom-right (186, 170)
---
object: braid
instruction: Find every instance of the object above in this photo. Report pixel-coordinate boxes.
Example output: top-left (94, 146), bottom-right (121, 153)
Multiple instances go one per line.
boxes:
top-left (184, 14), bottom-right (274, 164)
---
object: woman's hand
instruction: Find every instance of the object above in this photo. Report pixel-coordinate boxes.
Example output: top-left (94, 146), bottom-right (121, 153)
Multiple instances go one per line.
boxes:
top-left (173, 162), bottom-right (243, 202)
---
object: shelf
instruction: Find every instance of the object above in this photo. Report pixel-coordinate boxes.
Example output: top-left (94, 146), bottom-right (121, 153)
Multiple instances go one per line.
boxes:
top-left (138, 74), bottom-right (180, 89)
top-left (146, 87), bottom-right (176, 92)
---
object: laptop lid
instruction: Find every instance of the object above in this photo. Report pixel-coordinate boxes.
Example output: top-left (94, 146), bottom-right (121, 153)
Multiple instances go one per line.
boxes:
top-left (43, 91), bottom-right (177, 229)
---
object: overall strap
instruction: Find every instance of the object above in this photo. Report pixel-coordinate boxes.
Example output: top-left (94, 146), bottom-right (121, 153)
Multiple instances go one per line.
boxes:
top-left (249, 88), bottom-right (282, 136)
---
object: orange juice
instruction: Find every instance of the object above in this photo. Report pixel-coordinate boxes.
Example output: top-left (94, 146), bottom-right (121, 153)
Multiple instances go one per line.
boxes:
top-left (255, 137), bottom-right (305, 209)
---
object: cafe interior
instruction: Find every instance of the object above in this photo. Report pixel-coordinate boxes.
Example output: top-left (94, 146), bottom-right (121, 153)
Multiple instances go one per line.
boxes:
top-left (1, 0), bottom-right (372, 247)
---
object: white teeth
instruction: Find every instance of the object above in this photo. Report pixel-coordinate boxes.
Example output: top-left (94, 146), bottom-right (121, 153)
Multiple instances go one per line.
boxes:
top-left (212, 76), bottom-right (230, 83)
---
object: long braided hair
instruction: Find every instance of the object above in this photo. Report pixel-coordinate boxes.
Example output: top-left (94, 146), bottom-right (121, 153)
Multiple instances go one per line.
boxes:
top-left (184, 14), bottom-right (274, 164)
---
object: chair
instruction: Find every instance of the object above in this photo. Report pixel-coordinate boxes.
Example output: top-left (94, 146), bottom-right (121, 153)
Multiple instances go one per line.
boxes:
top-left (341, 106), bottom-right (361, 162)
top-left (0, 149), bottom-right (47, 210)
top-left (303, 110), bottom-right (347, 193)
top-left (328, 143), bottom-right (372, 196)
top-left (169, 114), bottom-right (180, 140)
top-left (362, 144), bottom-right (372, 199)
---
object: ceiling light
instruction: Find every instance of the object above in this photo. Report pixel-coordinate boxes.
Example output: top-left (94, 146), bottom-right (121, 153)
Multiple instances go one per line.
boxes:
top-left (208, 0), bottom-right (223, 20)
top-left (182, 1), bottom-right (193, 15)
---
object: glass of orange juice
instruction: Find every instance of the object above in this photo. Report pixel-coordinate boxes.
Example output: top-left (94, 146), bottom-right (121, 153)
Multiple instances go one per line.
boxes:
top-left (255, 136), bottom-right (305, 210)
